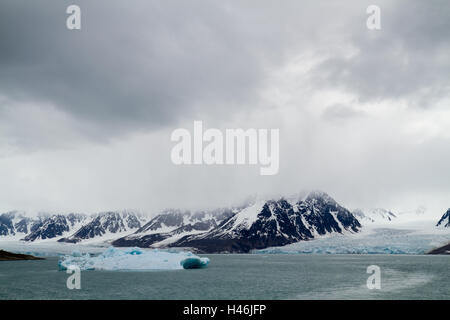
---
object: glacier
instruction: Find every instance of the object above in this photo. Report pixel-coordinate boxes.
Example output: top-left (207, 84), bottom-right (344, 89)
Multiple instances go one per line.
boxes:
top-left (58, 247), bottom-right (209, 271)
top-left (254, 226), bottom-right (450, 255)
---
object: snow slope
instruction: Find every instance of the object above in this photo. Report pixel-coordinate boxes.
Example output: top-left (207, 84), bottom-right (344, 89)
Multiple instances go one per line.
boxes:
top-left (353, 208), bottom-right (397, 225)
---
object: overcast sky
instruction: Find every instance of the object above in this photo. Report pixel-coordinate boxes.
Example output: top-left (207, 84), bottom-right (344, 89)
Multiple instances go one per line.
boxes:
top-left (0, 0), bottom-right (449, 218)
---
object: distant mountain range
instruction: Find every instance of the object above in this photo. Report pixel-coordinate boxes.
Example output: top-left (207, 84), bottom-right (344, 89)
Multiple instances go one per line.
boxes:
top-left (58, 211), bottom-right (145, 243)
top-left (111, 208), bottom-right (237, 248)
top-left (0, 211), bottom-right (145, 243)
top-left (1, 191), bottom-right (449, 253)
top-left (113, 191), bottom-right (361, 253)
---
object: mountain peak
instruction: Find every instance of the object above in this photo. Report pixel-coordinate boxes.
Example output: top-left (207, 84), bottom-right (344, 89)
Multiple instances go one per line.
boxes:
top-left (304, 190), bottom-right (336, 204)
top-left (437, 209), bottom-right (450, 228)
top-left (353, 208), bottom-right (397, 224)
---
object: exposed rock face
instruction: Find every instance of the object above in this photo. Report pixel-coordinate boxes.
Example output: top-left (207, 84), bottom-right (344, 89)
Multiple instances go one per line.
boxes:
top-left (428, 243), bottom-right (450, 255)
top-left (23, 215), bottom-right (75, 241)
top-left (0, 211), bottom-right (40, 237)
top-left (436, 209), bottom-right (450, 228)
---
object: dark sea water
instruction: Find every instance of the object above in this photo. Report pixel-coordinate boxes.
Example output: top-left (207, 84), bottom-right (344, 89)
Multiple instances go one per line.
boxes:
top-left (0, 254), bottom-right (449, 300)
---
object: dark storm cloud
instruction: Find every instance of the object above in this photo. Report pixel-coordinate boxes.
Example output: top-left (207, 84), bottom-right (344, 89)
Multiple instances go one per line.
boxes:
top-left (0, 0), bottom-right (449, 145)
top-left (0, 0), bottom-right (294, 139)
top-left (312, 0), bottom-right (450, 106)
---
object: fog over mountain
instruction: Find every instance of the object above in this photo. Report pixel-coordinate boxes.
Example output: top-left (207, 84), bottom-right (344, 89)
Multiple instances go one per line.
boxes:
top-left (0, 1), bottom-right (449, 220)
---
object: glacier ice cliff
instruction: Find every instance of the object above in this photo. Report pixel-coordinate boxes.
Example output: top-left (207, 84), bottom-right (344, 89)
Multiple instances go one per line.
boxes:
top-left (254, 228), bottom-right (450, 255)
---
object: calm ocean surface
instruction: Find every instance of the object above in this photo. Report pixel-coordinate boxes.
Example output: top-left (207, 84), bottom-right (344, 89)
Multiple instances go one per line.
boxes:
top-left (0, 254), bottom-right (449, 299)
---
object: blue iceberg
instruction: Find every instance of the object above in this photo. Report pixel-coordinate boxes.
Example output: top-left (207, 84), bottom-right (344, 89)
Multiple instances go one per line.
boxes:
top-left (180, 256), bottom-right (209, 269)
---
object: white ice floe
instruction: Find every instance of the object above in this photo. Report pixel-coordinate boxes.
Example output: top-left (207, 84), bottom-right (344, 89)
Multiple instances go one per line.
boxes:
top-left (58, 247), bottom-right (209, 271)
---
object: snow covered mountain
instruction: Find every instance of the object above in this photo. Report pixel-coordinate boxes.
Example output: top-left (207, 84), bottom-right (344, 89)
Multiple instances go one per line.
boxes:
top-left (112, 191), bottom-right (361, 253)
top-left (436, 209), bottom-right (450, 228)
top-left (23, 213), bottom-right (88, 241)
top-left (0, 211), bottom-right (38, 238)
top-left (0, 210), bottom-right (145, 243)
top-left (2, 193), bottom-right (449, 255)
top-left (0, 211), bottom-right (83, 240)
top-left (352, 208), bottom-right (397, 224)
top-left (112, 208), bottom-right (237, 248)
top-left (58, 211), bottom-right (146, 243)
top-left (168, 191), bottom-right (360, 253)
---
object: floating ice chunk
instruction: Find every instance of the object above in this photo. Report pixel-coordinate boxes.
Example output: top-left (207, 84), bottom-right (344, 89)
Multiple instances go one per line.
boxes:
top-left (71, 250), bottom-right (82, 257)
top-left (180, 256), bottom-right (209, 269)
top-left (58, 247), bottom-right (209, 271)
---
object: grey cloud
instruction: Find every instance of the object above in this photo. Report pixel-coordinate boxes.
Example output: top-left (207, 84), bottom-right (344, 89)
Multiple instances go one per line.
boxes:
top-left (312, 0), bottom-right (450, 106)
top-left (1, 0), bottom-right (449, 146)
top-left (0, 0), bottom-right (296, 143)
top-left (322, 104), bottom-right (366, 122)
top-left (0, 0), bottom-right (396, 148)
top-left (1, 0), bottom-right (450, 215)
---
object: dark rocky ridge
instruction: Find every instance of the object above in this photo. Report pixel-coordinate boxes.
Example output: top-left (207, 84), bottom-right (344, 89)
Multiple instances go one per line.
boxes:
top-left (428, 243), bottom-right (450, 254)
top-left (0, 250), bottom-right (44, 261)
top-left (23, 214), bottom-right (80, 241)
top-left (428, 208), bottom-right (450, 254)
top-left (436, 209), bottom-right (450, 228)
